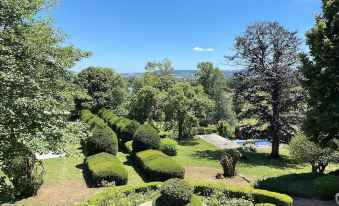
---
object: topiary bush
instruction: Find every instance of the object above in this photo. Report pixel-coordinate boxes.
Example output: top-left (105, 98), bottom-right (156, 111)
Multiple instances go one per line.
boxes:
top-left (86, 126), bottom-right (118, 156)
top-left (155, 178), bottom-right (194, 206)
top-left (123, 140), bottom-right (133, 154)
top-left (80, 109), bottom-right (94, 122)
top-left (132, 124), bottom-right (161, 152)
top-left (135, 150), bottom-right (185, 181)
top-left (314, 175), bottom-right (339, 199)
top-left (160, 138), bottom-right (178, 156)
top-left (87, 116), bottom-right (106, 129)
top-left (85, 152), bottom-right (128, 186)
top-left (120, 120), bottom-right (141, 142)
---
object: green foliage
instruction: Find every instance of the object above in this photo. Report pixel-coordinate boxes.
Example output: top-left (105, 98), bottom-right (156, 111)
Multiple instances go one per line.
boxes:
top-left (85, 152), bottom-right (128, 186)
top-left (86, 126), bottom-right (118, 156)
top-left (255, 173), bottom-right (324, 198)
top-left (255, 204), bottom-right (276, 206)
top-left (160, 138), bottom-right (178, 156)
top-left (289, 134), bottom-right (339, 173)
top-left (165, 82), bottom-right (214, 141)
top-left (80, 109), bottom-right (94, 122)
top-left (183, 112), bottom-right (199, 138)
top-left (217, 121), bottom-right (234, 138)
top-left (124, 141), bottom-right (133, 154)
top-left (314, 175), bottom-right (339, 199)
top-left (119, 120), bottom-right (141, 142)
top-left (87, 116), bottom-right (106, 129)
top-left (132, 124), bottom-right (161, 152)
top-left (300, 0), bottom-right (339, 148)
top-left (135, 150), bottom-right (185, 181)
top-left (0, 0), bottom-right (90, 176)
top-left (186, 195), bottom-right (203, 206)
top-left (196, 62), bottom-right (236, 125)
top-left (76, 67), bottom-right (128, 113)
top-left (193, 183), bottom-right (293, 206)
top-left (229, 21), bottom-right (304, 158)
top-left (2, 150), bottom-right (44, 199)
top-left (76, 182), bottom-right (161, 206)
top-left (157, 178), bottom-right (193, 206)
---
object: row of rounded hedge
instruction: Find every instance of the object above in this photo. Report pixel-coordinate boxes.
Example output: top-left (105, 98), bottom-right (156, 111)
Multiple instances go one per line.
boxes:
top-left (98, 109), bottom-right (141, 143)
top-left (80, 110), bottom-right (118, 156)
top-left (77, 182), bottom-right (293, 206)
top-left (85, 152), bottom-right (128, 186)
top-left (135, 150), bottom-right (185, 181)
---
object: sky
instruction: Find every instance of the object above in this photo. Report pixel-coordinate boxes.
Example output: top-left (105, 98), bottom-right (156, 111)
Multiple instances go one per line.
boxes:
top-left (50, 0), bottom-right (322, 73)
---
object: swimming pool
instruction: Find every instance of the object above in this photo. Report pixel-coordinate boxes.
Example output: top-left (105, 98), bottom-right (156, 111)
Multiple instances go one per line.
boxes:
top-left (235, 139), bottom-right (271, 147)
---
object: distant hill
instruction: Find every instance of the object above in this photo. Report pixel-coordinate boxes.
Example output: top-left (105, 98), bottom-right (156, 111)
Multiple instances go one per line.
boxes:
top-left (122, 69), bottom-right (239, 79)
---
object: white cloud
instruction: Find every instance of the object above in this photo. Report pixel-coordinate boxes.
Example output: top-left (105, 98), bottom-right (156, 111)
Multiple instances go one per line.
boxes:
top-left (193, 46), bottom-right (214, 52)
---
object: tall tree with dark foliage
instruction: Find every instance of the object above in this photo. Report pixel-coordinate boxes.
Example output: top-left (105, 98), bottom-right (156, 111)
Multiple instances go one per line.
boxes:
top-left (227, 21), bottom-right (305, 158)
top-left (300, 0), bottom-right (339, 149)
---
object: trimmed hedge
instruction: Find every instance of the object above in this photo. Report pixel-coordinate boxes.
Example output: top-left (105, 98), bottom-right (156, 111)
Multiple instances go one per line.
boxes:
top-left (186, 195), bottom-right (203, 206)
top-left (123, 140), bottom-right (133, 154)
top-left (314, 175), bottom-right (339, 199)
top-left (119, 120), bottom-right (141, 142)
top-left (135, 150), bottom-right (185, 181)
top-left (86, 126), bottom-right (118, 156)
top-left (85, 152), bottom-right (128, 186)
top-left (158, 178), bottom-right (193, 206)
top-left (160, 138), bottom-right (178, 156)
top-left (193, 183), bottom-right (293, 206)
top-left (80, 109), bottom-right (94, 122)
top-left (132, 124), bottom-right (161, 152)
top-left (76, 182), bottom-right (161, 206)
top-left (255, 204), bottom-right (276, 206)
top-left (77, 182), bottom-right (291, 206)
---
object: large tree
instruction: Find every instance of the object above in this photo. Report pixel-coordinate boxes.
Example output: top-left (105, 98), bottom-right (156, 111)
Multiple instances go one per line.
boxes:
top-left (165, 82), bottom-right (214, 141)
top-left (227, 22), bottom-right (305, 158)
top-left (195, 62), bottom-right (236, 125)
top-left (77, 67), bottom-right (128, 113)
top-left (300, 0), bottom-right (339, 149)
top-left (0, 0), bottom-right (89, 197)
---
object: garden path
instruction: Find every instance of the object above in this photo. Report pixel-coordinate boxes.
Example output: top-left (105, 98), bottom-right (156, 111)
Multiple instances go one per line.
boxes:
top-left (197, 134), bottom-right (239, 149)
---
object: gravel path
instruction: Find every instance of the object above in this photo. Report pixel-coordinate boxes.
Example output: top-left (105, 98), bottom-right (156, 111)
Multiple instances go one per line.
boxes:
top-left (197, 134), bottom-right (239, 149)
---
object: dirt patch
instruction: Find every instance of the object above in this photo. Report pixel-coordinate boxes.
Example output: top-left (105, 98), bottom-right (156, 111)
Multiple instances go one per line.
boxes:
top-left (6, 179), bottom-right (103, 206)
top-left (184, 166), bottom-right (250, 187)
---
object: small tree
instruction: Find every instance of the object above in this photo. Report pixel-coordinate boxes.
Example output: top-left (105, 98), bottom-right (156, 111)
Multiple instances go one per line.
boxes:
top-left (289, 134), bottom-right (339, 173)
top-left (165, 82), bottom-right (214, 141)
top-left (77, 67), bottom-right (128, 113)
top-left (220, 149), bottom-right (242, 177)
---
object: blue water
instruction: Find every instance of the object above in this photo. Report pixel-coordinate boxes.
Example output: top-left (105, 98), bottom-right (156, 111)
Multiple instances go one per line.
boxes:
top-left (235, 140), bottom-right (271, 147)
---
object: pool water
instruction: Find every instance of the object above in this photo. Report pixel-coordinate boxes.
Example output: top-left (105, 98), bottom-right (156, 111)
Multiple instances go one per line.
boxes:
top-left (235, 139), bottom-right (271, 147)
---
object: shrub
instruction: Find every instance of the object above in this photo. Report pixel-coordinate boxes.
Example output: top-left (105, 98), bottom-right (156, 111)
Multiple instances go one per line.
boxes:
top-left (160, 138), bottom-right (178, 156)
top-left (124, 140), bottom-right (133, 154)
top-left (86, 126), bottom-right (118, 156)
top-left (241, 142), bottom-right (257, 153)
top-left (80, 109), bottom-right (94, 122)
top-left (254, 173), bottom-right (324, 198)
top-left (289, 133), bottom-right (339, 173)
top-left (193, 183), bottom-right (293, 206)
top-left (157, 178), bottom-right (193, 206)
top-left (217, 121), bottom-right (234, 138)
top-left (314, 175), bottom-right (339, 199)
top-left (77, 182), bottom-right (161, 206)
top-left (2, 151), bottom-right (44, 199)
top-left (120, 120), bottom-right (141, 142)
top-left (135, 150), bottom-right (185, 181)
top-left (85, 152), bottom-right (128, 186)
top-left (87, 116), bottom-right (106, 129)
top-left (132, 124), bottom-right (161, 152)
top-left (255, 204), bottom-right (276, 206)
top-left (186, 195), bottom-right (203, 206)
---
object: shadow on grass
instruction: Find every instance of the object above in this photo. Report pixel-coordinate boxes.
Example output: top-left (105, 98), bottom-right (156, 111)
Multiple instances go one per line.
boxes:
top-left (75, 161), bottom-right (95, 188)
top-left (193, 149), bottom-right (301, 170)
top-left (180, 137), bottom-right (200, 146)
top-left (123, 155), bottom-right (149, 183)
top-left (254, 172), bottom-right (324, 198)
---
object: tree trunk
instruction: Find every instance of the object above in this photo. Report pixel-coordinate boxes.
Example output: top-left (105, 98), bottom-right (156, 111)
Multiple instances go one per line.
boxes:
top-left (270, 83), bottom-right (280, 158)
top-left (178, 117), bottom-right (184, 142)
top-left (271, 136), bottom-right (280, 158)
top-left (312, 162), bottom-right (328, 173)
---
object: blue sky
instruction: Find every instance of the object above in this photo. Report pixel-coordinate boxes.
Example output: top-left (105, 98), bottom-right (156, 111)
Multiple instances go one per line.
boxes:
top-left (51, 0), bottom-right (321, 73)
